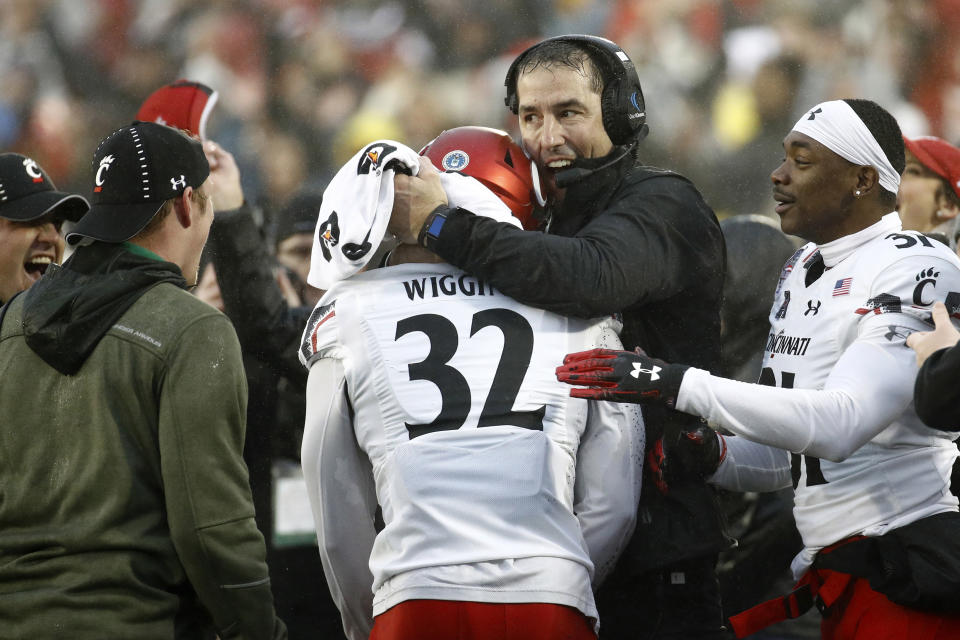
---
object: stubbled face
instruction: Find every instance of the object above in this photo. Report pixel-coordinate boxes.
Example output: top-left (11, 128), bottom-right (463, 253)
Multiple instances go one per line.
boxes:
top-left (897, 150), bottom-right (945, 233)
top-left (771, 131), bottom-right (859, 244)
top-left (0, 214), bottom-right (64, 302)
top-left (516, 62), bottom-right (613, 199)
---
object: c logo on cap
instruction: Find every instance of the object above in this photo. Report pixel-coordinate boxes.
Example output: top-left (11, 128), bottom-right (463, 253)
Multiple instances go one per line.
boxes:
top-left (95, 155), bottom-right (115, 189)
top-left (22, 158), bottom-right (43, 183)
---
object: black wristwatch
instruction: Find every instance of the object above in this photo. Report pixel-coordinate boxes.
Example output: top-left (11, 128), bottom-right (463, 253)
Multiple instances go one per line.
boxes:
top-left (418, 205), bottom-right (452, 249)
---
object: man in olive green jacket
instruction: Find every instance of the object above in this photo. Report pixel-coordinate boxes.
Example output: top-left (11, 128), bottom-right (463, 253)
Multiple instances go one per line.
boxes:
top-left (0, 122), bottom-right (286, 640)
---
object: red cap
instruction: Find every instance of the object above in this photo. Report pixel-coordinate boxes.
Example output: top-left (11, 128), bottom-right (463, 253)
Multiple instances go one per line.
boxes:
top-left (903, 136), bottom-right (960, 200)
top-left (136, 80), bottom-right (218, 139)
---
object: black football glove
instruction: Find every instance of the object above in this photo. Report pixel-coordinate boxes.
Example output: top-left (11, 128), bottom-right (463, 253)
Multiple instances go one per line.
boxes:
top-left (646, 424), bottom-right (727, 494)
top-left (555, 347), bottom-right (690, 407)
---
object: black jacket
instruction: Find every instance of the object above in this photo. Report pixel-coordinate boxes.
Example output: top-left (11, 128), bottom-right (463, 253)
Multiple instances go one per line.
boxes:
top-left (208, 204), bottom-right (312, 384)
top-left (913, 343), bottom-right (960, 430)
top-left (428, 150), bottom-right (731, 573)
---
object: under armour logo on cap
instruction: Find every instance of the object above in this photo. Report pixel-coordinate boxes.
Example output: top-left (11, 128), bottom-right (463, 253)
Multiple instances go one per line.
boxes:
top-left (631, 362), bottom-right (661, 381)
top-left (170, 175), bottom-right (186, 191)
top-left (807, 107), bottom-right (823, 120)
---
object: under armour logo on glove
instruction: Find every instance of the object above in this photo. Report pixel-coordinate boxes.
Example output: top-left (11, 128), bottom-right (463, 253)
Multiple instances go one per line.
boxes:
top-left (632, 362), bottom-right (660, 380)
top-left (556, 347), bottom-right (689, 407)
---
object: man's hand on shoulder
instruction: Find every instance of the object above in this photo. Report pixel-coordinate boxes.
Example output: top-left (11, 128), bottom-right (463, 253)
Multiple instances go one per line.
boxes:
top-left (203, 140), bottom-right (244, 212)
top-left (907, 301), bottom-right (960, 366)
top-left (390, 156), bottom-right (448, 244)
top-left (556, 347), bottom-right (689, 407)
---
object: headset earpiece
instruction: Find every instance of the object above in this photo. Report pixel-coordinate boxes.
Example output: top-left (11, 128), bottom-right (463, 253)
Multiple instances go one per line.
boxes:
top-left (503, 34), bottom-right (647, 146)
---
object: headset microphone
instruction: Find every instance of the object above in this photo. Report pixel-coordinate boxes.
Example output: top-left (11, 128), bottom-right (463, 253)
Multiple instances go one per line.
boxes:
top-left (554, 139), bottom-right (639, 189)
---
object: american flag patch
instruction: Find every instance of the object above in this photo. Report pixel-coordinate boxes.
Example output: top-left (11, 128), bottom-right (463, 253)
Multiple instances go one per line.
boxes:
top-left (833, 278), bottom-right (852, 296)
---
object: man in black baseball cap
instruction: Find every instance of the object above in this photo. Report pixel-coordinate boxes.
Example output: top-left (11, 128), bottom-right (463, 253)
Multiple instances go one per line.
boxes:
top-left (67, 120), bottom-right (210, 248)
top-left (0, 152), bottom-right (88, 304)
top-left (0, 120), bottom-right (287, 639)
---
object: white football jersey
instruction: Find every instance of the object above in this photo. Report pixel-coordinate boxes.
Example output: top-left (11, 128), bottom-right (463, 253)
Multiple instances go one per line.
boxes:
top-left (763, 214), bottom-right (960, 550)
top-left (300, 262), bottom-right (632, 620)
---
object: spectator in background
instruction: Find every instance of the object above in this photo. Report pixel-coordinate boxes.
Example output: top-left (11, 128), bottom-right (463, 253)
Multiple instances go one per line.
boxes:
top-left (0, 152), bottom-right (88, 306)
top-left (710, 55), bottom-right (806, 219)
top-left (272, 189), bottom-right (326, 308)
top-left (898, 136), bottom-right (960, 249)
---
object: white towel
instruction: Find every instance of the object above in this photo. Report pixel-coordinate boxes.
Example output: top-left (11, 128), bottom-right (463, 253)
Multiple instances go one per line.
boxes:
top-left (307, 140), bottom-right (520, 290)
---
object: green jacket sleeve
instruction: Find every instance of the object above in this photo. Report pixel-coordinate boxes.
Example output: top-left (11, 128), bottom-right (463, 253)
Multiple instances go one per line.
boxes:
top-left (158, 312), bottom-right (287, 640)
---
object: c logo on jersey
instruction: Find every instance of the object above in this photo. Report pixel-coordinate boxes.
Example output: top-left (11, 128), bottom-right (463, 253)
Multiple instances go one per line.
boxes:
top-left (317, 211), bottom-right (340, 261)
top-left (357, 142), bottom-right (399, 175)
top-left (912, 268), bottom-right (940, 305)
top-left (854, 293), bottom-right (901, 316)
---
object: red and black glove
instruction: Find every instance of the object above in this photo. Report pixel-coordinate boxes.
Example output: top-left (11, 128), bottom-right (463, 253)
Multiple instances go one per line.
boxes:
top-left (555, 347), bottom-right (690, 407)
top-left (647, 424), bottom-right (727, 494)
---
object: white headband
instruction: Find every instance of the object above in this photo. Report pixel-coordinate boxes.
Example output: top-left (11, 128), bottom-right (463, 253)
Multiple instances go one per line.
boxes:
top-left (791, 100), bottom-right (900, 194)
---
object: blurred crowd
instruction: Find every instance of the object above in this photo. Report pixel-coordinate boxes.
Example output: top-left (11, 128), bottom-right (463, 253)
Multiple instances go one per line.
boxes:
top-left (3, 0), bottom-right (959, 229)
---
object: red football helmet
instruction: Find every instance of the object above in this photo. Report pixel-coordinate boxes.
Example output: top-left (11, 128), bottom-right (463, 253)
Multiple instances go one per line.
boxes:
top-left (420, 126), bottom-right (546, 230)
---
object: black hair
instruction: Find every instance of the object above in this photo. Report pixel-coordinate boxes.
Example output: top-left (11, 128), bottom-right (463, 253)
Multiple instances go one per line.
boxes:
top-left (843, 98), bottom-right (905, 207)
top-left (516, 40), bottom-right (605, 95)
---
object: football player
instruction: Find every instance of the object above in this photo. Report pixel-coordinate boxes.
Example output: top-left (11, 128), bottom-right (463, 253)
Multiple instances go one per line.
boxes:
top-left (300, 127), bottom-right (642, 640)
top-left (559, 99), bottom-right (960, 639)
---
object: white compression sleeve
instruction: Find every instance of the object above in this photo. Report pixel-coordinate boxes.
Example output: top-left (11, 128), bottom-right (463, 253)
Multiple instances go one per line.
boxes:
top-left (677, 332), bottom-right (916, 462)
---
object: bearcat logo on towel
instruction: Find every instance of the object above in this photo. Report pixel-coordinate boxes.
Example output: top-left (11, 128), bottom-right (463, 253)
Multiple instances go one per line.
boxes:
top-left (357, 142), bottom-right (398, 175)
top-left (342, 228), bottom-right (373, 261)
top-left (854, 293), bottom-right (901, 316)
top-left (317, 211), bottom-right (340, 261)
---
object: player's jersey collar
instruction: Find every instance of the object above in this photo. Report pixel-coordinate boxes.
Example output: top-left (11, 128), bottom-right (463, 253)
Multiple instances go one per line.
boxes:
top-left (818, 211), bottom-right (900, 268)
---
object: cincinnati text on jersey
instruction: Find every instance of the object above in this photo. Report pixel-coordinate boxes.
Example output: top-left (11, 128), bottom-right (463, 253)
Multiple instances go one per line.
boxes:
top-left (402, 274), bottom-right (497, 301)
top-left (765, 330), bottom-right (812, 356)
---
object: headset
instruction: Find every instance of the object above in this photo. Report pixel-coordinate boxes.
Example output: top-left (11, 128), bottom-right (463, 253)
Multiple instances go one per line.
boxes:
top-left (503, 34), bottom-right (649, 146)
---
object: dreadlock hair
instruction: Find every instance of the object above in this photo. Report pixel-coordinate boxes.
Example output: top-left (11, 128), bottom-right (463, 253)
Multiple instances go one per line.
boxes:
top-left (843, 98), bottom-right (905, 208)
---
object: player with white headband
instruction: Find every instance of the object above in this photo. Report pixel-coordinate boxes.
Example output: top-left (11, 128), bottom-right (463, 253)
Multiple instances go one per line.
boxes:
top-left (558, 99), bottom-right (960, 638)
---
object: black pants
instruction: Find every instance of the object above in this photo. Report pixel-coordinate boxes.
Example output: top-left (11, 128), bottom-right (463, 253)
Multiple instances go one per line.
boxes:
top-left (596, 555), bottom-right (731, 640)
